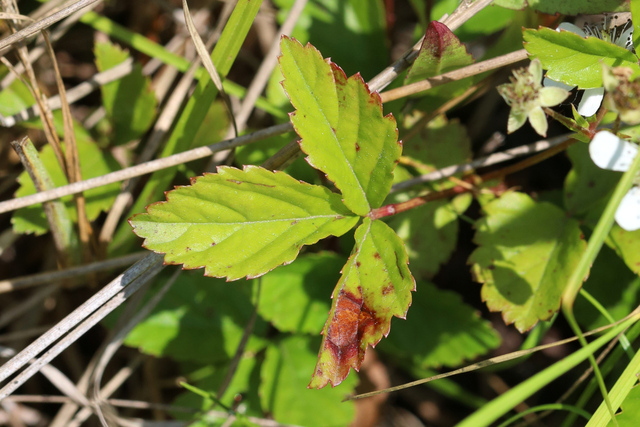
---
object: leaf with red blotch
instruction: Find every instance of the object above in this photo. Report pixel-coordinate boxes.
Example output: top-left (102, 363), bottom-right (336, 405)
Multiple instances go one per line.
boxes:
top-left (309, 218), bottom-right (415, 388)
top-left (279, 36), bottom-right (401, 217)
top-left (405, 21), bottom-right (474, 113)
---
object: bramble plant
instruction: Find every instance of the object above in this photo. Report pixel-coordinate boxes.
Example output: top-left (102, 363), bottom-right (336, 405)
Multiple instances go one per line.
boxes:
top-left (7, 0), bottom-right (640, 426)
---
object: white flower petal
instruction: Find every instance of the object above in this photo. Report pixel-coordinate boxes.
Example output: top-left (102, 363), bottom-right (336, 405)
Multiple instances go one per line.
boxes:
top-left (543, 76), bottom-right (575, 91)
top-left (615, 187), bottom-right (640, 231)
top-left (557, 22), bottom-right (587, 37)
top-left (589, 131), bottom-right (639, 171)
top-left (577, 87), bottom-right (604, 116)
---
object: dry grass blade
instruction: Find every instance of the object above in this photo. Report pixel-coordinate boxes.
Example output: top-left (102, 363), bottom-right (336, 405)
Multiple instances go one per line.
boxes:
top-left (0, 253), bottom-right (163, 386)
top-left (41, 29), bottom-right (94, 264)
top-left (182, 0), bottom-right (237, 137)
top-left (0, 252), bottom-right (146, 294)
top-left (0, 0), bottom-right (103, 54)
top-left (0, 122), bottom-right (293, 214)
top-left (380, 49), bottom-right (529, 103)
top-left (1, 58), bottom-right (135, 127)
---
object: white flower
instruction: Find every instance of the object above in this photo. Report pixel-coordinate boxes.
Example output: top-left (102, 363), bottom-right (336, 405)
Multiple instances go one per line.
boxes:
top-left (544, 19), bottom-right (635, 117)
top-left (589, 131), bottom-right (640, 231)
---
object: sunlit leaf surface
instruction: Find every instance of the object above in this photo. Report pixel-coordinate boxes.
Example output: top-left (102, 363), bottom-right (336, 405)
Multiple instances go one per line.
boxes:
top-left (280, 36), bottom-right (401, 216)
top-left (130, 166), bottom-right (358, 280)
top-left (469, 192), bottom-right (586, 332)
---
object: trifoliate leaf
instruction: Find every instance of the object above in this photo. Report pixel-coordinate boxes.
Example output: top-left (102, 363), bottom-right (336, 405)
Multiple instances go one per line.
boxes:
top-left (130, 166), bottom-right (359, 280)
top-left (524, 27), bottom-right (640, 89)
top-left (379, 281), bottom-right (501, 369)
top-left (260, 335), bottom-right (356, 426)
top-left (469, 192), bottom-right (587, 332)
top-left (309, 218), bottom-right (415, 388)
top-left (280, 36), bottom-right (401, 216)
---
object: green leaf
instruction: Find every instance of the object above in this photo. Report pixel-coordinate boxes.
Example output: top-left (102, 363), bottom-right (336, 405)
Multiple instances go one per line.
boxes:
top-left (406, 21), bottom-right (474, 85)
top-left (95, 41), bottom-right (157, 145)
top-left (110, 0), bottom-right (262, 255)
top-left (309, 218), bottom-right (415, 388)
top-left (527, 0), bottom-right (629, 15)
top-left (468, 192), bottom-right (587, 332)
top-left (379, 281), bottom-right (501, 369)
top-left (430, 1), bottom-right (517, 40)
top-left (260, 335), bottom-right (356, 426)
top-left (272, 0), bottom-right (388, 80)
top-left (574, 244), bottom-right (640, 330)
top-left (633, 0), bottom-right (640, 51)
top-left (388, 199), bottom-right (461, 279)
top-left (609, 225), bottom-right (640, 275)
top-left (564, 142), bottom-right (620, 216)
top-left (280, 36), bottom-right (401, 216)
top-left (258, 253), bottom-right (345, 334)
top-left (524, 26), bottom-right (640, 89)
top-left (130, 166), bottom-right (358, 280)
top-left (607, 383), bottom-right (640, 427)
top-left (402, 117), bottom-right (472, 176)
top-left (122, 272), bottom-right (266, 363)
top-left (405, 21), bottom-right (475, 113)
top-left (12, 137), bottom-right (121, 235)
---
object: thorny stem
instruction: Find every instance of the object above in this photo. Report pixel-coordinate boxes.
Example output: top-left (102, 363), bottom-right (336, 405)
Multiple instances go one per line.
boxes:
top-left (369, 137), bottom-right (576, 220)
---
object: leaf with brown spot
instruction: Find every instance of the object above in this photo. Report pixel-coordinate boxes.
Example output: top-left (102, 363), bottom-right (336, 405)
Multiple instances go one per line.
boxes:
top-left (309, 218), bottom-right (415, 388)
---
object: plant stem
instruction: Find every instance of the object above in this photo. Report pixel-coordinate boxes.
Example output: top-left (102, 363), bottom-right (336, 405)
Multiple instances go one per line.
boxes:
top-left (561, 132), bottom-right (640, 427)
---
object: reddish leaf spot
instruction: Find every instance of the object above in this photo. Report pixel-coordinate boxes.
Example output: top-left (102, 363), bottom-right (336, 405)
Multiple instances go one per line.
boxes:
top-left (355, 142), bottom-right (360, 152)
top-left (227, 179), bottom-right (243, 185)
top-left (373, 252), bottom-right (381, 259)
top-left (356, 261), bottom-right (361, 267)
top-left (382, 284), bottom-right (394, 295)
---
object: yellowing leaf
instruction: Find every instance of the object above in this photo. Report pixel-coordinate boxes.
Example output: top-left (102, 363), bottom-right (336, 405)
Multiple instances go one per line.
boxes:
top-left (280, 36), bottom-right (401, 216)
top-left (309, 218), bottom-right (415, 388)
top-left (130, 166), bottom-right (358, 280)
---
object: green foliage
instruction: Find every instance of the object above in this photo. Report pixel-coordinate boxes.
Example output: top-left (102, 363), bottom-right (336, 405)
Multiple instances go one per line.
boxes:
top-left (13, 136), bottom-right (120, 235)
top-left (260, 335), bottom-right (357, 426)
top-left (524, 26), bottom-right (640, 89)
top-left (607, 383), bottom-right (640, 426)
top-left (123, 273), bottom-right (267, 363)
top-left (469, 192), bottom-right (586, 332)
top-left (379, 281), bottom-right (501, 369)
top-left (405, 21), bottom-right (475, 113)
top-left (527, 0), bottom-right (629, 14)
top-left (129, 167), bottom-right (358, 280)
top-left (258, 253), bottom-right (344, 334)
top-left (280, 36), bottom-right (400, 216)
top-left (95, 41), bottom-right (157, 145)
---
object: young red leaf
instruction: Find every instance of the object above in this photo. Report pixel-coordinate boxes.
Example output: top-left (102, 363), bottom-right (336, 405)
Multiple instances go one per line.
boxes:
top-left (309, 218), bottom-right (415, 388)
top-left (279, 36), bottom-right (401, 216)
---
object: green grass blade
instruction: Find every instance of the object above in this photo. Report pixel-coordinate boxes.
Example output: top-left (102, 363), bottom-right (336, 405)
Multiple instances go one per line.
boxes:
top-left (457, 316), bottom-right (637, 427)
top-left (111, 0), bottom-right (262, 254)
